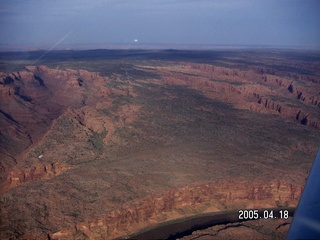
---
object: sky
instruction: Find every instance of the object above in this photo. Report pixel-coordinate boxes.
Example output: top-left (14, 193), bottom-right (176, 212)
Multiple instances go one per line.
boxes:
top-left (0, 0), bottom-right (320, 50)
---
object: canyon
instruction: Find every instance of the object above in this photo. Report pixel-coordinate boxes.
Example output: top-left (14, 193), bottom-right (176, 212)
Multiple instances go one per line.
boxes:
top-left (0, 49), bottom-right (319, 239)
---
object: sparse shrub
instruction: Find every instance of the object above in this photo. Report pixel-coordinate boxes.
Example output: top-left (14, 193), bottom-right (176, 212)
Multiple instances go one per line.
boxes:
top-left (88, 131), bottom-right (106, 151)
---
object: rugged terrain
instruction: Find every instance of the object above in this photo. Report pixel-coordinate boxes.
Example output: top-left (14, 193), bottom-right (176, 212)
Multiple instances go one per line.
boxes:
top-left (0, 49), bottom-right (319, 239)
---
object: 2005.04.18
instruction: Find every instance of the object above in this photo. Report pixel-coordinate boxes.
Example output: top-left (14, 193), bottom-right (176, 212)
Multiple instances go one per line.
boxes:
top-left (238, 209), bottom-right (289, 220)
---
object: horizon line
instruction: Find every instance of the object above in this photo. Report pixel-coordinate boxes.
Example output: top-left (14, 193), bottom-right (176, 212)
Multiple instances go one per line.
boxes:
top-left (1, 43), bottom-right (320, 52)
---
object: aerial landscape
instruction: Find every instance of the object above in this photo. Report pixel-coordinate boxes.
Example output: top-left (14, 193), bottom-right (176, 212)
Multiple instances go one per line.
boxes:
top-left (0, 1), bottom-right (320, 240)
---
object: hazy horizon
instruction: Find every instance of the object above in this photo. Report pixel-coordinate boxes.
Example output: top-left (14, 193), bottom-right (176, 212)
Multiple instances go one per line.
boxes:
top-left (1, 0), bottom-right (320, 51)
top-left (2, 42), bottom-right (320, 52)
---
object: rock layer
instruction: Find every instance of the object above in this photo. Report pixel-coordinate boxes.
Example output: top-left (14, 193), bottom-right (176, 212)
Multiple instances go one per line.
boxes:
top-left (50, 180), bottom-right (302, 239)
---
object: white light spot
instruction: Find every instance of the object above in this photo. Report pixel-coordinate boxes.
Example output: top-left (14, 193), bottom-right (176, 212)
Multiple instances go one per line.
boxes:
top-left (134, 39), bottom-right (138, 42)
top-left (38, 155), bottom-right (43, 159)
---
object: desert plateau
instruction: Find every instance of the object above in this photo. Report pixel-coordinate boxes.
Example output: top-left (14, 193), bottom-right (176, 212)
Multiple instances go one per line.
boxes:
top-left (0, 49), bottom-right (319, 239)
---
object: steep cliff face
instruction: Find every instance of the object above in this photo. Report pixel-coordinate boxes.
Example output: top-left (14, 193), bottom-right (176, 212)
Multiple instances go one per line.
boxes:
top-left (6, 162), bottom-right (73, 190)
top-left (144, 63), bottom-right (320, 129)
top-left (49, 180), bottom-right (303, 240)
top-left (255, 97), bottom-right (319, 128)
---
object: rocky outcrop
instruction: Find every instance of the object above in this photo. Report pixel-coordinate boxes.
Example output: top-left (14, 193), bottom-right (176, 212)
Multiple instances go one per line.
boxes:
top-left (148, 63), bottom-right (320, 129)
top-left (49, 180), bottom-right (303, 239)
top-left (0, 66), bottom-right (142, 194)
top-left (256, 97), bottom-right (320, 129)
top-left (0, 67), bottom-right (108, 167)
top-left (4, 162), bottom-right (73, 191)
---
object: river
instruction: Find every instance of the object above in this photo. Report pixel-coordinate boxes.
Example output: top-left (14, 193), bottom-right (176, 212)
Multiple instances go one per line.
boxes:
top-left (120, 207), bottom-right (295, 239)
